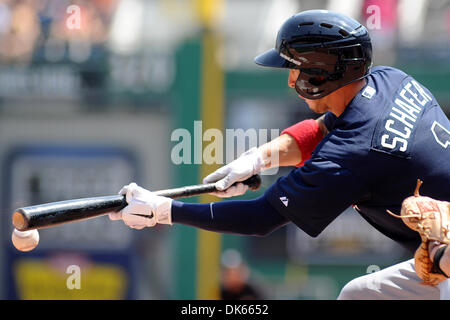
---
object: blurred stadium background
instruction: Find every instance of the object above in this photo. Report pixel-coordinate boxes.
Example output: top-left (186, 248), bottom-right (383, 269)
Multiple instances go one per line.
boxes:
top-left (0, 0), bottom-right (449, 300)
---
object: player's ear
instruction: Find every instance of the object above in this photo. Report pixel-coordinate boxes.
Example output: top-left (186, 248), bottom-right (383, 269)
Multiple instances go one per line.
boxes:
top-left (288, 69), bottom-right (299, 88)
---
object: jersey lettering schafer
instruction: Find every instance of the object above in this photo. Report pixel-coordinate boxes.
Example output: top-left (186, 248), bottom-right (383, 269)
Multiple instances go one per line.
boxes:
top-left (381, 80), bottom-right (432, 153)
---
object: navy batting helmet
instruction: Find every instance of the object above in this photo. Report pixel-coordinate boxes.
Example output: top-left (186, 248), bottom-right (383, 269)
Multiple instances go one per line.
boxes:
top-left (255, 10), bottom-right (372, 100)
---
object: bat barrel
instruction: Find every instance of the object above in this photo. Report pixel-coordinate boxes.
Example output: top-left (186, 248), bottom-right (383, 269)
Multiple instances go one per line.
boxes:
top-left (12, 195), bottom-right (126, 231)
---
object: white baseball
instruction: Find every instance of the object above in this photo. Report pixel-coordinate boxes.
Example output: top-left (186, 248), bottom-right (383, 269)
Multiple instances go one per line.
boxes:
top-left (11, 229), bottom-right (39, 252)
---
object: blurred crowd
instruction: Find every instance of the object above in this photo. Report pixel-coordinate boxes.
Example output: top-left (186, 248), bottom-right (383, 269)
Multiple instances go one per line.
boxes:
top-left (0, 0), bottom-right (449, 67)
top-left (0, 0), bottom-right (116, 64)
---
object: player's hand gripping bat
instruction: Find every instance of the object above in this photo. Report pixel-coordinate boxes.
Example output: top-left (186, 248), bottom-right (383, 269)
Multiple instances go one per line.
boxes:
top-left (12, 175), bottom-right (262, 231)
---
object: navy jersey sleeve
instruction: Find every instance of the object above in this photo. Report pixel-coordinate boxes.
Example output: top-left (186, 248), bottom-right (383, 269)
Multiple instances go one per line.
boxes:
top-left (264, 157), bottom-right (367, 237)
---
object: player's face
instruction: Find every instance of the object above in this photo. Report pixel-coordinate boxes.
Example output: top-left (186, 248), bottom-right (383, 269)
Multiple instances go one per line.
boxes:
top-left (288, 69), bottom-right (329, 114)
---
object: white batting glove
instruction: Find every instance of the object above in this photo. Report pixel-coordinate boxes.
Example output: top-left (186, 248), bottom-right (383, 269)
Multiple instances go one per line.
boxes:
top-left (203, 147), bottom-right (265, 198)
top-left (108, 183), bottom-right (172, 229)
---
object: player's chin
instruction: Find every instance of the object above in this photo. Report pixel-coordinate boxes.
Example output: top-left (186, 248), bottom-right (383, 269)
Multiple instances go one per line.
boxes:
top-left (305, 101), bottom-right (325, 113)
top-left (297, 93), bottom-right (326, 113)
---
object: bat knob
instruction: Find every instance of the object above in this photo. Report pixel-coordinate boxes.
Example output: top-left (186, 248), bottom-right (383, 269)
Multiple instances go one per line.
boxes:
top-left (246, 174), bottom-right (262, 191)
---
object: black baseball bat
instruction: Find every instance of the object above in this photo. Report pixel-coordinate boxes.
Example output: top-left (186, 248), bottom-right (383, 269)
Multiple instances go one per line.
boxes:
top-left (12, 175), bottom-right (262, 231)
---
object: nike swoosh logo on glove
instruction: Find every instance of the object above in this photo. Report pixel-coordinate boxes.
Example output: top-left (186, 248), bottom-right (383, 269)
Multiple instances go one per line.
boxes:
top-left (131, 213), bottom-right (154, 219)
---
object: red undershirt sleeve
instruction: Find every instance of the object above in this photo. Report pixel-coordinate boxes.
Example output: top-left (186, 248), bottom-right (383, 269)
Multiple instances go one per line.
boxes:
top-left (281, 119), bottom-right (323, 166)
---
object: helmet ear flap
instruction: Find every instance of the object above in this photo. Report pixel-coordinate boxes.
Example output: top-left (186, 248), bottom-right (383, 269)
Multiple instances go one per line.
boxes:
top-left (308, 76), bottom-right (327, 86)
top-left (294, 72), bottom-right (326, 98)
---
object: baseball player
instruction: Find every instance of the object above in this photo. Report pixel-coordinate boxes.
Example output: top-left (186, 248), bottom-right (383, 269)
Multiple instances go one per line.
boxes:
top-left (109, 10), bottom-right (450, 299)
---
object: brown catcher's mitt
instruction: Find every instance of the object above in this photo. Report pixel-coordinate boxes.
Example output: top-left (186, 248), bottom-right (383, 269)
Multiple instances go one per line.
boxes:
top-left (387, 179), bottom-right (450, 286)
